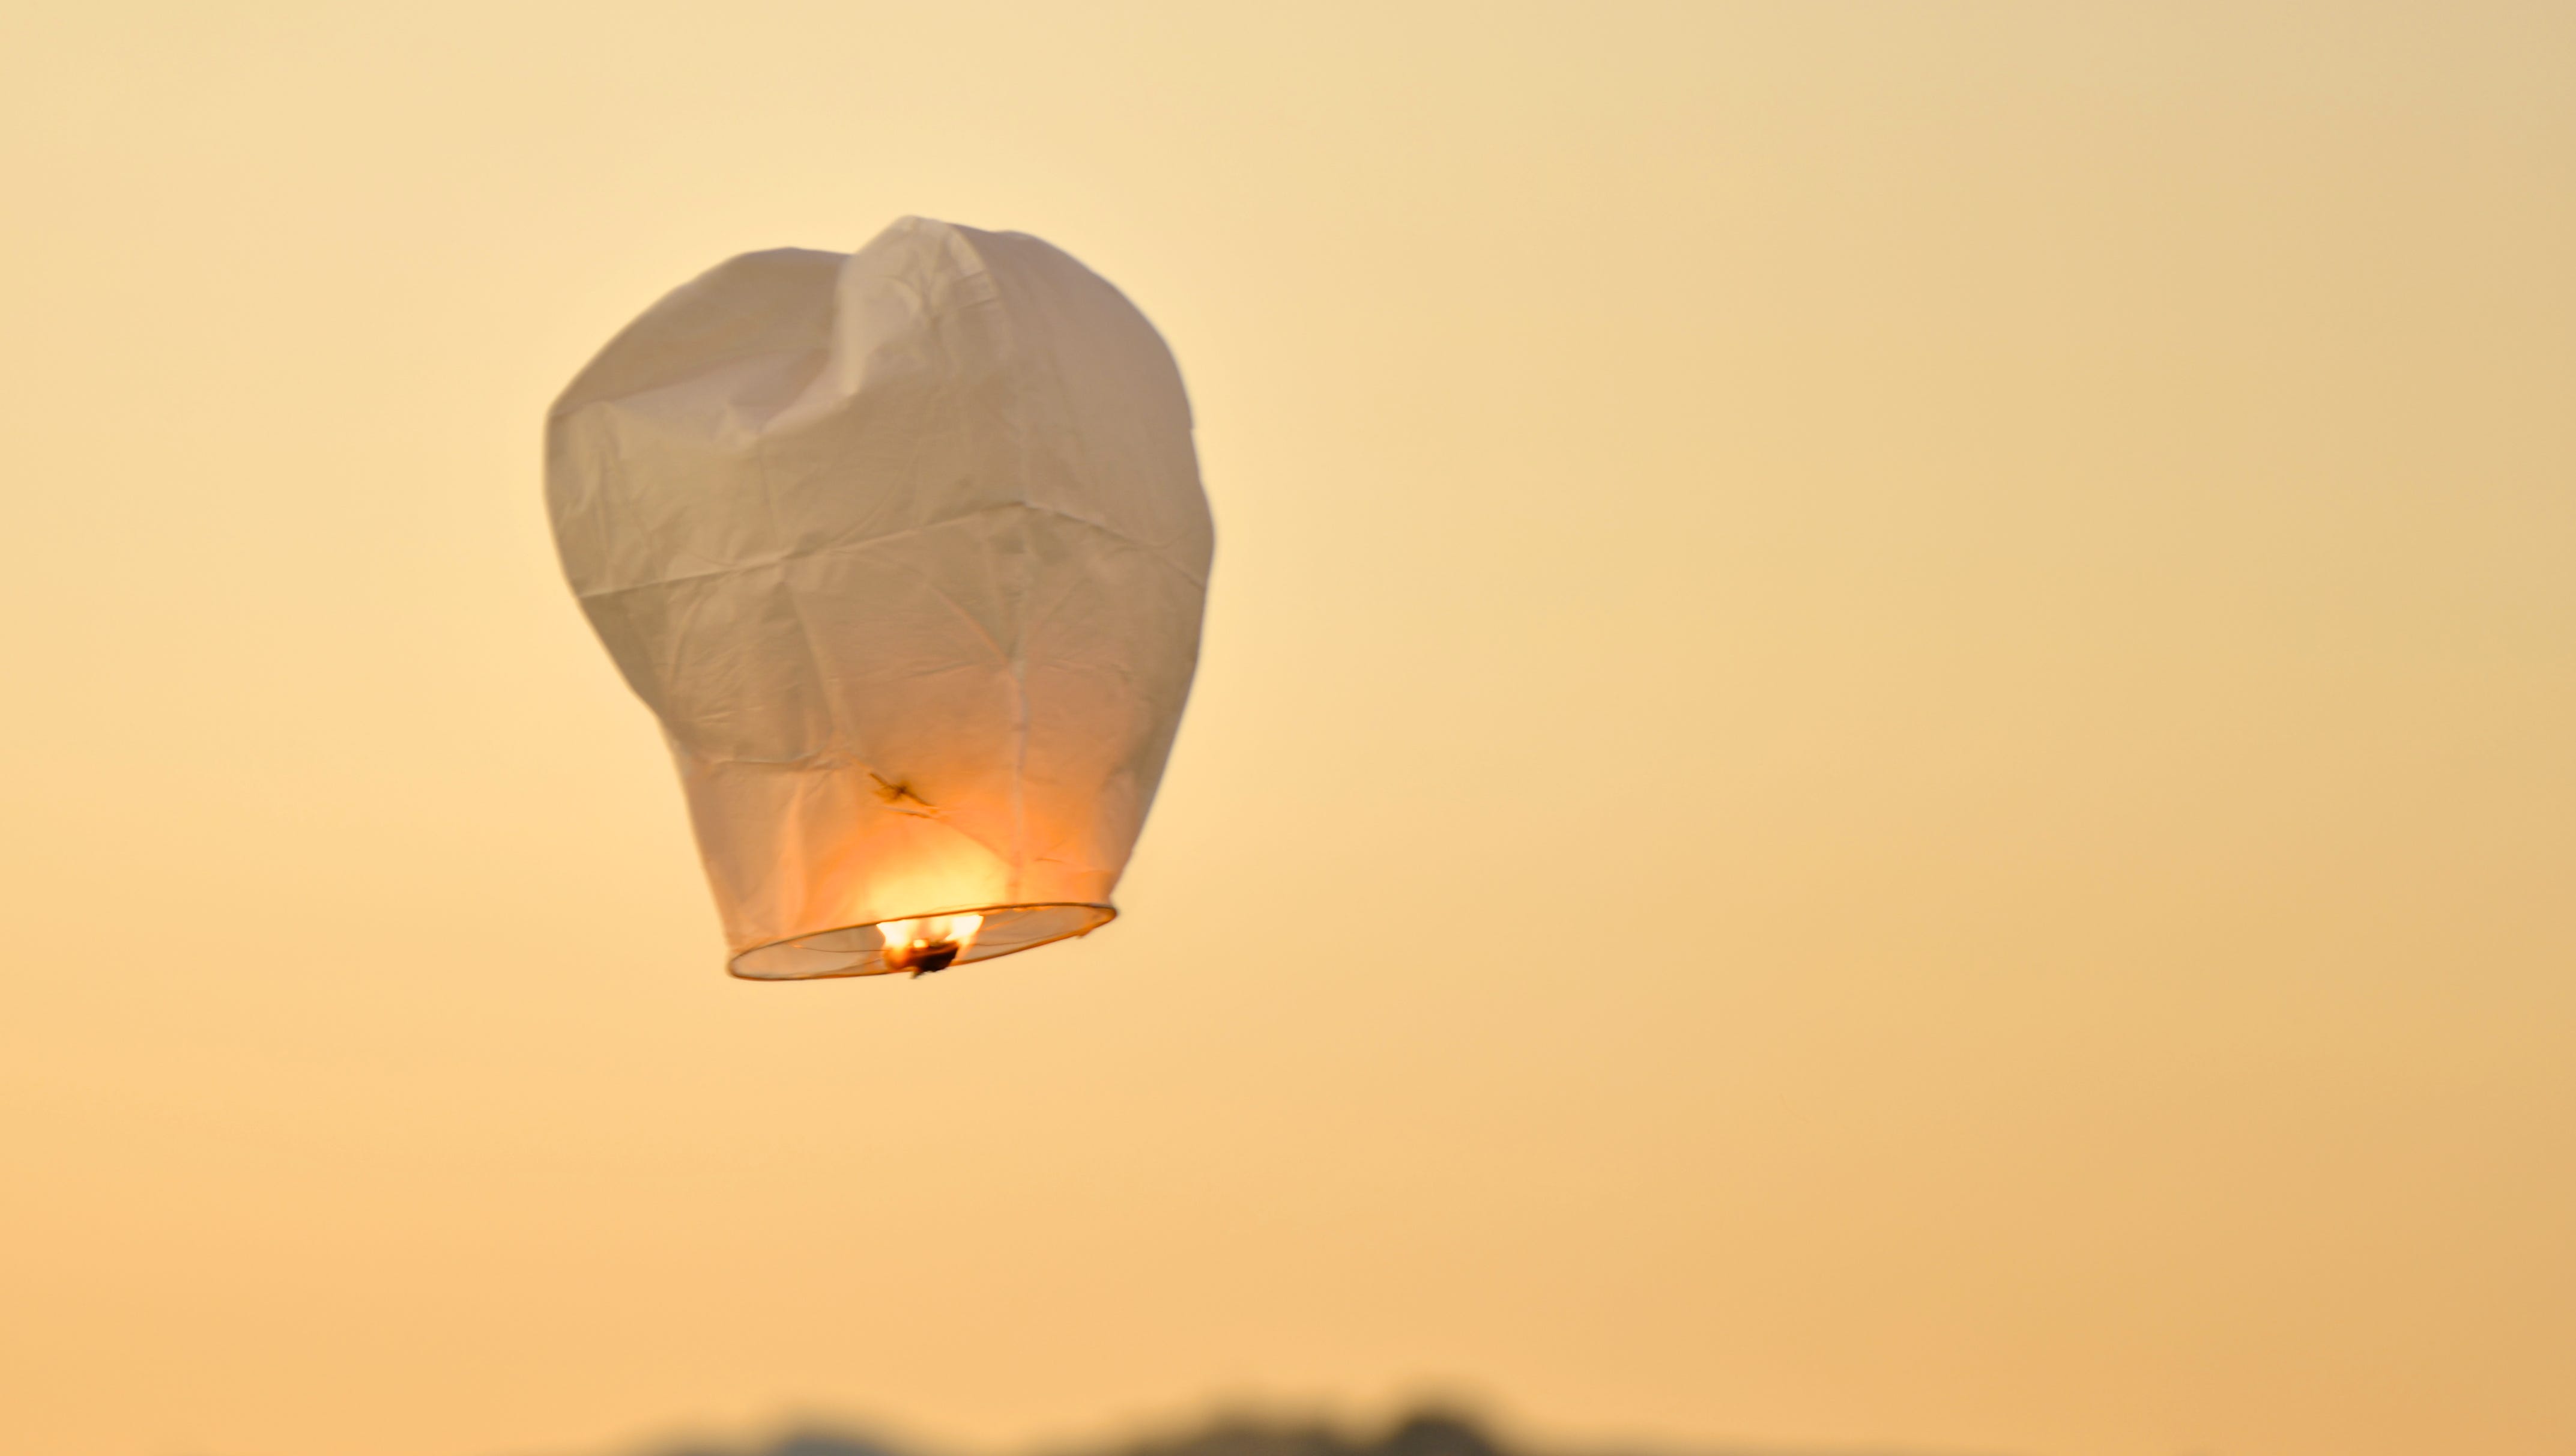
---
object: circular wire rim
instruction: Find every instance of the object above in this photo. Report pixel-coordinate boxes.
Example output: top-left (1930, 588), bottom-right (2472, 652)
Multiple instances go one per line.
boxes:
top-left (727, 901), bottom-right (1117, 981)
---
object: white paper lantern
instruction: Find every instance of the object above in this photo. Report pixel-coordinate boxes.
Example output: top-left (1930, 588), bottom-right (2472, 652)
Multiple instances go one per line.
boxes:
top-left (547, 217), bottom-right (1211, 979)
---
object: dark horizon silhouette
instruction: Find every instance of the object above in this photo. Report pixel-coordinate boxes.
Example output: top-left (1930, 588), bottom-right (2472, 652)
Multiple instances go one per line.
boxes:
top-left (605, 1407), bottom-right (2008, 1456)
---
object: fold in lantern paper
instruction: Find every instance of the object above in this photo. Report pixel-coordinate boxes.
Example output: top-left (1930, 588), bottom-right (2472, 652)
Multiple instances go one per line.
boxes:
top-left (547, 218), bottom-right (1212, 979)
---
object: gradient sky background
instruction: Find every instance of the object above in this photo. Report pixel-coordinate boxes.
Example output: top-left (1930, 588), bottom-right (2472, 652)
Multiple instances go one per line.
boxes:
top-left (3, 4), bottom-right (2571, 1456)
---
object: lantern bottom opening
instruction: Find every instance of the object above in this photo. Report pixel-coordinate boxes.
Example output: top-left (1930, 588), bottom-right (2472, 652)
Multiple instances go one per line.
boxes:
top-left (728, 902), bottom-right (1116, 981)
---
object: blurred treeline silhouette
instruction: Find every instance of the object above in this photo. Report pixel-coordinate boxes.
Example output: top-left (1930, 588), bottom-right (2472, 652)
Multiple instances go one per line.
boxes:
top-left (623, 1408), bottom-right (1979, 1456)
top-left (641, 1410), bottom-right (1507, 1456)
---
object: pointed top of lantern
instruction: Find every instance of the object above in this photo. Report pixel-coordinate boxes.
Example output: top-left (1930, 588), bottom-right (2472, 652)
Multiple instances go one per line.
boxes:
top-left (548, 217), bottom-right (1212, 980)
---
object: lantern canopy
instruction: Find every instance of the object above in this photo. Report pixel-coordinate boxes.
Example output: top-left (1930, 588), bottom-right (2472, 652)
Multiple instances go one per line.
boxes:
top-left (546, 217), bottom-right (1212, 979)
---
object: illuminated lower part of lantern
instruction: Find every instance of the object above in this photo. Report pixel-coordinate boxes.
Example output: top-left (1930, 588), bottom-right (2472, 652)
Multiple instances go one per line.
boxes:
top-left (728, 902), bottom-right (1116, 981)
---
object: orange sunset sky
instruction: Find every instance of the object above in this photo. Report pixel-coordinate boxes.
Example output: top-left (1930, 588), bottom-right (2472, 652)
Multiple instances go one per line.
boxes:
top-left (2, 5), bottom-right (2571, 1456)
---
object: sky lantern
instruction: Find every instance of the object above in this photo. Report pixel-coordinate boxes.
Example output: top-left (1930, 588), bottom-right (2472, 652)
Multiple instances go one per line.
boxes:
top-left (546, 217), bottom-right (1212, 980)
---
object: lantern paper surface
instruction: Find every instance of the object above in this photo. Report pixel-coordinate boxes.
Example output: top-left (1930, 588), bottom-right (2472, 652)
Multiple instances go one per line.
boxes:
top-left (547, 218), bottom-right (1212, 979)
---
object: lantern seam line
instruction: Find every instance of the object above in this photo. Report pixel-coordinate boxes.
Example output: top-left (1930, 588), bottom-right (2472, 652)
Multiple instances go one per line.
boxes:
top-left (566, 502), bottom-right (1209, 602)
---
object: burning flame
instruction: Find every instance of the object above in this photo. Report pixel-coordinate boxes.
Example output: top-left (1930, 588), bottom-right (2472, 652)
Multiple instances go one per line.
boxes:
top-left (877, 912), bottom-right (985, 974)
